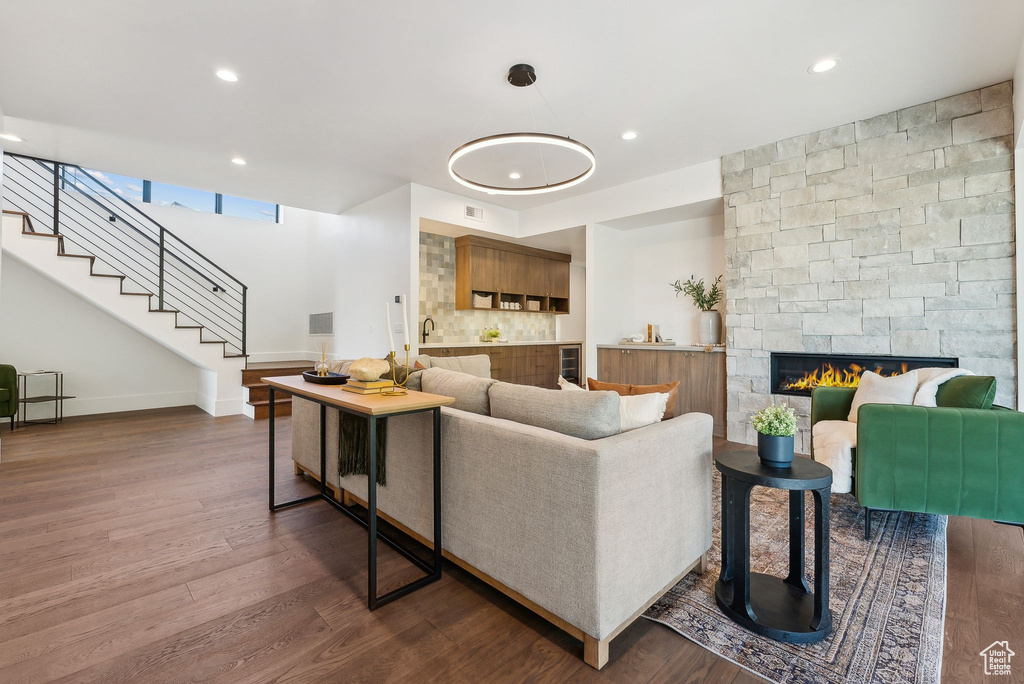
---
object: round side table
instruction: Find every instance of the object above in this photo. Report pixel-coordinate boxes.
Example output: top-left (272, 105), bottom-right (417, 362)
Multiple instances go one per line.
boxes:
top-left (714, 450), bottom-right (833, 643)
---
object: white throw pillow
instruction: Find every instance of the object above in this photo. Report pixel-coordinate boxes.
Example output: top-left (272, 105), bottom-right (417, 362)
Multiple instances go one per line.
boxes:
top-left (913, 367), bottom-right (973, 407)
top-left (848, 370), bottom-right (919, 423)
top-left (619, 392), bottom-right (669, 432)
top-left (558, 375), bottom-right (585, 391)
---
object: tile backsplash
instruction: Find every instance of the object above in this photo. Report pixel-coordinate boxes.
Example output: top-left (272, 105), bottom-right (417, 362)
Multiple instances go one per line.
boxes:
top-left (419, 232), bottom-right (556, 344)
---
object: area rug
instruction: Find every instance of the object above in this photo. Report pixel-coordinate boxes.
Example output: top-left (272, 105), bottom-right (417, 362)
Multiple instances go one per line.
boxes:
top-left (644, 472), bottom-right (947, 683)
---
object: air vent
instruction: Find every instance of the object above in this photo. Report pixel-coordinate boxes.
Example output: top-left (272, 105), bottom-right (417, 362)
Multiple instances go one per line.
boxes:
top-left (308, 312), bottom-right (334, 336)
top-left (464, 205), bottom-right (484, 221)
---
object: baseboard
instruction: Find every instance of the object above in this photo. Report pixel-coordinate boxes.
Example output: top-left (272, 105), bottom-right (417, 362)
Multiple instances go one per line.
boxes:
top-left (195, 393), bottom-right (244, 417)
top-left (23, 390), bottom-right (198, 419)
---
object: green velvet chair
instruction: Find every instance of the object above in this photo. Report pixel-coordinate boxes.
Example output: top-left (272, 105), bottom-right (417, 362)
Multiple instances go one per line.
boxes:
top-left (810, 385), bottom-right (1024, 539)
top-left (0, 364), bottom-right (17, 431)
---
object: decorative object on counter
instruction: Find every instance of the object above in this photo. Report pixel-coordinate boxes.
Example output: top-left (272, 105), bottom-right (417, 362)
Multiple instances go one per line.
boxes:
top-left (618, 338), bottom-right (677, 346)
top-left (527, 300), bottom-right (540, 311)
top-left (473, 292), bottom-right (493, 309)
top-left (646, 324), bottom-right (662, 343)
top-left (480, 326), bottom-right (506, 343)
top-left (315, 341), bottom-right (330, 377)
top-left (751, 404), bottom-right (797, 467)
top-left (347, 357), bottom-right (391, 382)
top-left (672, 274), bottom-right (723, 345)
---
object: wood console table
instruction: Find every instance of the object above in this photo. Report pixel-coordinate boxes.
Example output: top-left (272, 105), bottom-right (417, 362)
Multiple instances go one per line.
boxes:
top-left (264, 375), bottom-right (455, 610)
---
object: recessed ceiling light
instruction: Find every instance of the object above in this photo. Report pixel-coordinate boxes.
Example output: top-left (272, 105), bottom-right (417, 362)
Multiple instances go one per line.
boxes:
top-left (620, 131), bottom-right (638, 141)
top-left (809, 58), bottom-right (838, 74)
top-left (508, 172), bottom-right (521, 180)
top-left (0, 133), bottom-right (24, 142)
top-left (216, 69), bottom-right (239, 82)
top-left (231, 157), bottom-right (247, 165)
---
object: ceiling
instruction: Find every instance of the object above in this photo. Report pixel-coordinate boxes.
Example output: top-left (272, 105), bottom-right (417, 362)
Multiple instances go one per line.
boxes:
top-left (2, 1), bottom-right (1023, 214)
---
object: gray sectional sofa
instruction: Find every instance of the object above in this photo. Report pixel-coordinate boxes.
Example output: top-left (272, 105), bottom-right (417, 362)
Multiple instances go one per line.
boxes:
top-left (290, 355), bottom-right (712, 669)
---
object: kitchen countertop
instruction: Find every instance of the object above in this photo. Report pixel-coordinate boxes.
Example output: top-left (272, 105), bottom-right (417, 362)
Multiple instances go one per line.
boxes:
top-left (597, 344), bottom-right (726, 353)
top-left (419, 340), bottom-right (582, 349)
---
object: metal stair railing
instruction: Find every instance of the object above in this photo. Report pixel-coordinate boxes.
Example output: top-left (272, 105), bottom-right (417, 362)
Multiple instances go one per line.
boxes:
top-left (2, 151), bottom-right (248, 356)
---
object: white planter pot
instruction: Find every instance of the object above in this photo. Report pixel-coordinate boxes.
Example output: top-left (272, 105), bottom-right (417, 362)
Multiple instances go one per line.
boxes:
top-left (698, 310), bottom-right (722, 344)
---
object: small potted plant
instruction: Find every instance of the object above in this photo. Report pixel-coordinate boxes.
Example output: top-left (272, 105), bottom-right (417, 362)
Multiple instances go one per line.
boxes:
top-left (751, 404), bottom-right (797, 467)
top-left (671, 274), bottom-right (723, 344)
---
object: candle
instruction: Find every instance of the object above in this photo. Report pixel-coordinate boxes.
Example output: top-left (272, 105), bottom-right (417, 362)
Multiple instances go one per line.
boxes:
top-left (386, 302), bottom-right (396, 353)
top-left (401, 297), bottom-right (409, 349)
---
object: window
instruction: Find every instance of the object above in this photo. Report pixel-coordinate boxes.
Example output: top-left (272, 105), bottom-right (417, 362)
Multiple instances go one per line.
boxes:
top-left (148, 181), bottom-right (217, 213)
top-left (64, 166), bottom-right (281, 224)
top-left (221, 195), bottom-right (279, 223)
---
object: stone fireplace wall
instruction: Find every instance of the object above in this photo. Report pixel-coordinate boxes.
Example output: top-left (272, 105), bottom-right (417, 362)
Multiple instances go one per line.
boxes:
top-left (723, 82), bottom-right (1016, 452)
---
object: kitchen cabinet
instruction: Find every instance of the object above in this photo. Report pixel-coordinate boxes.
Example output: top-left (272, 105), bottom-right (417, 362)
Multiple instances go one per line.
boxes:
top-left (455, 235), bottom-right (571, 314)
top-left (596, 347), bottom-right (726, 436)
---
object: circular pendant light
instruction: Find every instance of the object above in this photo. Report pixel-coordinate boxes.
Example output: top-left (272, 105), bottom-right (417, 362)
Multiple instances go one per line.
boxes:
top-left (448, 65), bottom-right (595, 196)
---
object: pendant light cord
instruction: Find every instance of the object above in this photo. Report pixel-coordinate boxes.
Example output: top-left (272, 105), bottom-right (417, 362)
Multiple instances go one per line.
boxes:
top-left (529, 102), bottom-right (550, 186)
top-left (534, 83), bottom-right (569, 138)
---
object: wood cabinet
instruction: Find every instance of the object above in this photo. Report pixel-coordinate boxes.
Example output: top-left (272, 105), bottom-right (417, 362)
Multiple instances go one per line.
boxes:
top-left (422, 343), bottom-right (579, 390)
top-left (455, 235), bottom-right (571, 314)
top-left (596, 347), bottom-right (727, 437)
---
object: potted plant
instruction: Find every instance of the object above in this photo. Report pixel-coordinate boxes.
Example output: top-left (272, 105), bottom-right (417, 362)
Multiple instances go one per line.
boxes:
top-left (751, 404), bottom-right (797, 467)
top-left (671, 274), bottom-right (723, 344)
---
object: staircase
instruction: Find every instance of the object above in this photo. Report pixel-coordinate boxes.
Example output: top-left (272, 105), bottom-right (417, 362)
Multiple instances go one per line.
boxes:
top-left (242, 361), bottom-right (314, 418)
top-left (2, 152), bottom-right (250, 416)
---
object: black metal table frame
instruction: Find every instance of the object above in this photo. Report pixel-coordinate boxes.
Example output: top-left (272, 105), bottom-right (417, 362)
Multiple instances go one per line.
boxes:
top-left (716, 455), bottom-right (832, 643)
top-left (267, 385), bottom-right (442, 610)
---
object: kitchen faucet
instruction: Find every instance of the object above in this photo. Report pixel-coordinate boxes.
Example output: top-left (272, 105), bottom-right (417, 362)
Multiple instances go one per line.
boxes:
top-left (422, 316), bottom-right (435, 343)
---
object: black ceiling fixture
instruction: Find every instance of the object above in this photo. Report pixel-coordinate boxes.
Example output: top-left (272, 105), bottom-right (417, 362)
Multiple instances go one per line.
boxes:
top-left (507, 63), bottom-right (537, 87)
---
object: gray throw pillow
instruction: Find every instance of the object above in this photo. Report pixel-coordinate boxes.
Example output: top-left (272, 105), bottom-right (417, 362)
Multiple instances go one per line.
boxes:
top-left (488, 382), bottom-right (621, 440)
top-left (427, 354), bottom-right (491, 378)
top-left (421, 367), bottom-right (497, 415)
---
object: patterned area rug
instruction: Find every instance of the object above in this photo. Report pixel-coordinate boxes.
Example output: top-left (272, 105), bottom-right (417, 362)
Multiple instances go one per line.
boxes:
top-left (645, 472), bottom-right (947, 683)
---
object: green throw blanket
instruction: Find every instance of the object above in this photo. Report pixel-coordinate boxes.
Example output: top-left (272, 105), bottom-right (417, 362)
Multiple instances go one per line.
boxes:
top-left (338, 413), bottom-right (387, 486)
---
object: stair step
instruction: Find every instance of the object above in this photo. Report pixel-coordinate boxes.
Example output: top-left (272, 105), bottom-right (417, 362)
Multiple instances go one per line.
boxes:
top-left (242, 363), bottom-right (314, 386)
top-left (249, 397), bottom-right (292, 419)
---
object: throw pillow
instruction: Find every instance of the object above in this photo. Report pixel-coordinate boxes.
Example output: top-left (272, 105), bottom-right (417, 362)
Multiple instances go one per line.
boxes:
top-left (421, 367), bottom-right (497, 415)
top-left (848, 370), bottom-right (919, 423)
top-left (914, 367), bottom-right (973, 406)
top-left (619, 392), bottom-right (670, 432)
top-left (558, 375), bottom-right (585, 391)
top-left (586, 377), bottom-right (679, 419)
top-left (587, 377), bottom-right (629, 395)
top-left (630, 381), bottom-right (680, 420)
top-left (935, 375), bottom-right (997, 410)
top-left (429, 354), bottom-right (492, 378)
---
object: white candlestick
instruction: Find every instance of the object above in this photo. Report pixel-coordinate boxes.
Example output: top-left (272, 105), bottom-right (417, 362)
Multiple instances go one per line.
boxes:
top-left (386, 302), bottom-right (396, 353)
top-left (402, 298), bottom-right (409, 349)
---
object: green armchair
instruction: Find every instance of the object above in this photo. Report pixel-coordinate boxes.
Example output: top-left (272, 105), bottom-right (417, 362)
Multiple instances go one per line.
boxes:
top-left (810, 385), bottom-right (1024, 539)
top-left (0, 364), bottom-right (17, 431)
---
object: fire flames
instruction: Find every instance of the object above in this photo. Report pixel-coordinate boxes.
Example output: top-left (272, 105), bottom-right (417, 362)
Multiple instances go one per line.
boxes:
top-left (782, 362), bottom-right (910, 392)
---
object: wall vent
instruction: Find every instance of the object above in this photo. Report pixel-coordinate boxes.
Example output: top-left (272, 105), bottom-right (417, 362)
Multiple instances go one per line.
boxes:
top-left (464, 205), bottom-right (484, 221)
top-left (308, 312), bottom-right (334, 336)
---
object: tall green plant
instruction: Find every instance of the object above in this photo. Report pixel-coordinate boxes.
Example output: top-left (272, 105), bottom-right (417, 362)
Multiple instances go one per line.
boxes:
top-left (671, 274), bottom-right (723, 311)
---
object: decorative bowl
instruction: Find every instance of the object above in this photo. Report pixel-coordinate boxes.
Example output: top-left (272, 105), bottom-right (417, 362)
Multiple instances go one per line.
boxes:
top-left (302, 371), bottom-right (349, 385)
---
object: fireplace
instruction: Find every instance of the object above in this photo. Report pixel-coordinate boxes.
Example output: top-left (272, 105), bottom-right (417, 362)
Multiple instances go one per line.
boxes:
top-left (770, 352), bottom-right (958, 397)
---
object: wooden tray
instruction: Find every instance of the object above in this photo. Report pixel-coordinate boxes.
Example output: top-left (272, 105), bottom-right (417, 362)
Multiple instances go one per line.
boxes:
top-left (302, 371), bottom-right (349, 385)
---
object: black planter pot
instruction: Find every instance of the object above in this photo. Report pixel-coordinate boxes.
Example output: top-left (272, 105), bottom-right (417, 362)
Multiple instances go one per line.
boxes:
top-left (757, 433), bottom-right (794, 468)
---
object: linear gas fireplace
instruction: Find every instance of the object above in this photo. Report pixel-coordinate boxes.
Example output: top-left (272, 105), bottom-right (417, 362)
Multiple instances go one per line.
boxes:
top-left (770, 352), bottom-right (958, 397)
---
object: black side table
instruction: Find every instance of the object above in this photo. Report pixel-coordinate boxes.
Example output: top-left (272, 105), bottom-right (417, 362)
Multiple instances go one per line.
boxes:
top-left (715, 450), bottom-right (833, 643)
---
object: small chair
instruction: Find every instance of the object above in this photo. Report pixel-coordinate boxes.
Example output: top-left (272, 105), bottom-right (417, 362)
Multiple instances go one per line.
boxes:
top-left (0, 364), bottom-right (17, 430)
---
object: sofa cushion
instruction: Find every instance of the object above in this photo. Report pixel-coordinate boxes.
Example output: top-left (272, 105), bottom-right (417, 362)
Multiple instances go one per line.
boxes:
top-left (848, 370), bottom-right (918, 423)
top-left (489, 382), bottom-right (621, 439)
top-left (421, 367), bottom-right (497, 415)
top-left (587, 377), bottom-right (680, 419)
top-left (0, 387), bottom-right (7, 403)
top-left (428, 354), bottom-right (491, 378)
top-left (935, 375), bottom-right (997, 410)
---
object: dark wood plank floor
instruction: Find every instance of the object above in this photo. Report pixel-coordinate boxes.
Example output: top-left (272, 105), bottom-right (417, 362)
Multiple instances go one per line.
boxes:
top-left (0, 407), bottom-right (1019, 683)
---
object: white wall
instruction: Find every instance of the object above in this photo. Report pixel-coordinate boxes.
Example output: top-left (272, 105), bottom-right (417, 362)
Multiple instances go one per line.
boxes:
top-left (592, 215), bottom-right (726, 346)
top-left (0, 254), bottom-right (200, 418)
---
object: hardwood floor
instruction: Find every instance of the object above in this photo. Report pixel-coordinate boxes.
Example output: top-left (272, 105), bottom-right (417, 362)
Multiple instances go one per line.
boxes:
top-left (0, 407), bottom-right (1020, 683)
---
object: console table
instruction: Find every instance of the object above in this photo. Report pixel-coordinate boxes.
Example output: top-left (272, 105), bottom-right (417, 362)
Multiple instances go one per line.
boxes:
top-left (263, 375), bottom-right (454, 610)
top-left (714, 450), bottom-right (833, 643)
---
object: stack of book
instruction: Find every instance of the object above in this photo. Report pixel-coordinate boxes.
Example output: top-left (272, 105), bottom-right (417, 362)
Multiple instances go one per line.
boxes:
top-left (342, 378), bottom-right (395, 395)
